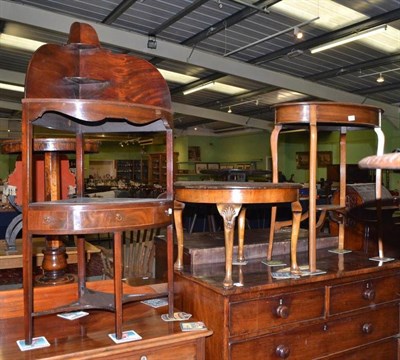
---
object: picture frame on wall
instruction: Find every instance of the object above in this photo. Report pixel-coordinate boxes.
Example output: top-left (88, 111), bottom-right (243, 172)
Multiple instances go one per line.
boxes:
top-left (296, 152), bottom-right (309, 169)
top-left (296, 151), bottom-right (333, 169)
top-left (195, 163), bottom-right (207, 174)
top-left (188, 146), bottom-right (201, 161)
top-left (317, 151), bottom-right (333, 167)
top-left (207, 163), bottom-right (220, 170)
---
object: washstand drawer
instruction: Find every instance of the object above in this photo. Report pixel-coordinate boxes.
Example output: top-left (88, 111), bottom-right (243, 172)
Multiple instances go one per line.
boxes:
top-left (229, 288), bottom-right (324, 336)
top-left (230, 305), bottom-right (399, 360)
top-left (328, 274), bottom-right (400, 315)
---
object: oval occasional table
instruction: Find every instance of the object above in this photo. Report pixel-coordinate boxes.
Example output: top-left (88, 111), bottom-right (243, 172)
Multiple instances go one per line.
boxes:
top-left (174, 181), bottom-right (303, 288)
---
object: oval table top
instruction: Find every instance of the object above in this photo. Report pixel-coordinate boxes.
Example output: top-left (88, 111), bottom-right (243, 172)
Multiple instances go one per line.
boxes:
top-left (174, 181), bottom-right (302, 204)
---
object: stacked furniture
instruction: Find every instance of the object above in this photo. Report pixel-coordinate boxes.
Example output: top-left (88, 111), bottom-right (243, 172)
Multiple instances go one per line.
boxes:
top-left (21, 22), bottom-right (174, 344)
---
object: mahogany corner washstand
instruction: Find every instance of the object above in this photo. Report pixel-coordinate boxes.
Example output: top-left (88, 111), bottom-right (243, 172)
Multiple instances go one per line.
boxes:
top-left (174, 181), bottom-right (302, 288)
top-left (21, 22), bottom-right (174, 344)
top-left (270, 102), bottom-right (385, 273)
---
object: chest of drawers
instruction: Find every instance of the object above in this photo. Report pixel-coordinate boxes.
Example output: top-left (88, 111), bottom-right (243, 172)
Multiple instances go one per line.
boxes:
top-left (175, 251), bottom-right (400, 359)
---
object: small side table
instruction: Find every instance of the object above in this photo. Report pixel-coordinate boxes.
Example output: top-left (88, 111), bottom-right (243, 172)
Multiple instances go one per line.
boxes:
top-left (174, 181), bottom-right (302, 288)
top-left (271, 102), bottom-right (384, 272)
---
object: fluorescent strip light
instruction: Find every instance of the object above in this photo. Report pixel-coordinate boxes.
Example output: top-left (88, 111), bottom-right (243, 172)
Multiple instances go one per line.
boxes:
top-left (0, 33), bottom-right (45, 52)
top-left (310, 24), bottom-right (387, 53)
top-left (183, 81), bottom-right (215, 95)
top-left (0, 83), bottom-right (25, 92)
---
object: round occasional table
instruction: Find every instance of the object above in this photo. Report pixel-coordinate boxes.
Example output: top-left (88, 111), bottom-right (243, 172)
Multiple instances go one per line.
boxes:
top-left (174, 181), bottom-right (303, 289)
top-left (271, 102), bottom-right (384, 270)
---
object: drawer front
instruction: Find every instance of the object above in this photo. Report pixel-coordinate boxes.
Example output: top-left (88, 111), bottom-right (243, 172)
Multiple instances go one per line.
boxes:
top-left (320, 338), bottom-right (398, 360)
top-left (28, 210), bottom-right (69, 232)
top-left (230, 305), bottom-right (399, 360)
top-left (89, 340), bottom-right (201, 360)
top-left (77, 206), bottom-right (171, 230)
top-left (329, 274), bottom-right (400, 315)
top-left (28, 205), bottom-right (171, 233)
top-left (229, 288), bottom-right (325, 336)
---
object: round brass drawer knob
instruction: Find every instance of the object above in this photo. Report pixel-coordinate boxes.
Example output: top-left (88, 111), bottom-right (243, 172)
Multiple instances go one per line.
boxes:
top-left (275, 305), bottom-right (289, 319)
top-left (275, 344), bottom-right (290, 358)
top-left (362, 323), bottom-right (373, 334)
top-left (362, 288), bottom-right (375, 301)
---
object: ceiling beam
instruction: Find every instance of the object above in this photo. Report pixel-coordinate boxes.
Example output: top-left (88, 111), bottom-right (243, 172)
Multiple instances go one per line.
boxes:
top-left (151, 0), bottom-right (209, 35)
top-left (102, 0), bottom-right (139, 25)
top-left (0, 0), bottom-right (398, 125)
top-left (252, 9), bottom-right (400, 64)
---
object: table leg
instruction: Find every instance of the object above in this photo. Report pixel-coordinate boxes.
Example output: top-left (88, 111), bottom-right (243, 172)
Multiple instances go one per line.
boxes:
top-left (173, 200), bottom-right (185, 270)
top-left (217, 203), bottom-right (242, 289)
top-left (290, 200), bottom-right (302, 274)
top-left (237, 207), bottom-right (247, 263)
top-left (267, 206), bottom-right (277, 261)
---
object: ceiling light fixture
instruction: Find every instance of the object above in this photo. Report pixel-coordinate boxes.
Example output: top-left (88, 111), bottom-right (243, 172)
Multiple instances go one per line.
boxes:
top-left (183, 81), bottom-right (216, 95)
top-left (222, 99), bottom-right (260, 112)
top-left (294, 27), bottom-right (303, 40)
top-left (310, 24), bottom-right (387, 54)
top-left (376, 73), bottom-right (385, 83)
top-left (0, 33), bottom-right (45, 52)
top-left (224, 17), bottom-right (318, 57)
top-left (0, 83), bottom-right (25, 92)
top-left (358, 67), bottom-right (400, 83)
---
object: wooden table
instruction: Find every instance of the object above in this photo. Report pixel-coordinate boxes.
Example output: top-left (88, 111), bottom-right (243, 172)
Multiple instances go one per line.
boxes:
top-left (0, 238), bottom-right (99, 270)
top-left (271, 102), bottom-right (384, 271)
top-left (174, 181), bottom-right (302, 289)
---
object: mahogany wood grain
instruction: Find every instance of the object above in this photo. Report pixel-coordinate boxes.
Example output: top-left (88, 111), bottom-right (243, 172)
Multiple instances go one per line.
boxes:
top-left (0, 284), bottom-right (212, 360)
top-left (174, 181), bottom-right (302, 288)
top-left (20, 22), bottom-right (175, 345)
top-left (271, 102), bottom-right (384, 273)
top-left (175, 250), bottom-right (400, 360)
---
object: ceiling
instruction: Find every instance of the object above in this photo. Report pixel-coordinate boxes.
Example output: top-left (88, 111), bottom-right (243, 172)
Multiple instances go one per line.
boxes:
top-left (0, 0), bottom-right (399, 140)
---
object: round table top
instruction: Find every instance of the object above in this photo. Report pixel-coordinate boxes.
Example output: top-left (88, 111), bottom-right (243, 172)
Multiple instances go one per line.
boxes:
top-left (274, 101), bottom-right (382, 128)
top-left (174, 181), bottom-right (302, 204)
top-left (174, 181), bottom-right (302, 190)
top-left (1, 138), bottom-right (100, 154)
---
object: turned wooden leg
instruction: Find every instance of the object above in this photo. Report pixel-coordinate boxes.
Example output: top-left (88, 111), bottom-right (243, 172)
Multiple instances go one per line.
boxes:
top-left (237, 207), bottom-right (247, 263)
top-left (267, 206), bottom-right (277, 261)
top-left (290, 200), bottom-right (302, 274)
top-left (114, 231), bottom-right (123, 339)
top-left (268, 124), bottom-right (281, 262)
top-left (217, 203), bottom-right (242, 289)
top-left (173, 200), bottom-right (185, 270)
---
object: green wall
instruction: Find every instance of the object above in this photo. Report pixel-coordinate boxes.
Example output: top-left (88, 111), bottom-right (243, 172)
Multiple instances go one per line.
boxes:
top-left (1, 120), bottom-right (399, 190)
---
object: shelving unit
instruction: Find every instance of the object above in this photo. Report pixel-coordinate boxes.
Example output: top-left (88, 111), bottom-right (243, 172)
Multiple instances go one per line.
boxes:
top-left (148, 152), bottom-right (178, 185)
top-left (115, 159), bottom-right (148, 183)
top-left (21, 22), bottom-right (175, 345)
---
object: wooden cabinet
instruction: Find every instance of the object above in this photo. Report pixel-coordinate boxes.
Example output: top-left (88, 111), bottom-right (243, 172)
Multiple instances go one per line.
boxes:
top-left (175, 251), bottom-right (400, 359)
top-left (148, 152), bottom-right (178, 185)
top-left (116, 159), bottom-right (148, 182)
